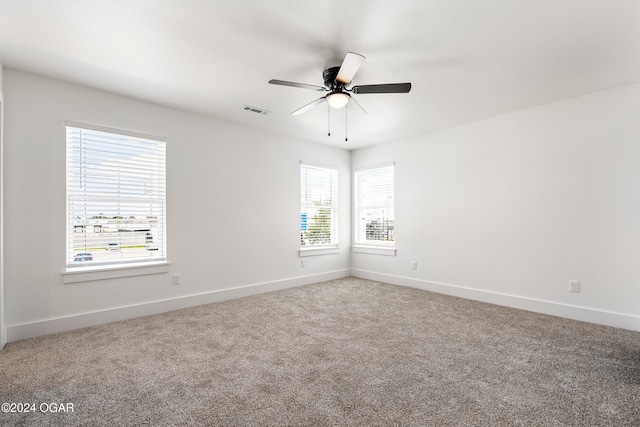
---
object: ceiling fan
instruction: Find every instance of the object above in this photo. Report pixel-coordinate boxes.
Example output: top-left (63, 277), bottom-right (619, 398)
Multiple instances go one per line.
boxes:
top-left (269, 52), bottom-right (411, 116)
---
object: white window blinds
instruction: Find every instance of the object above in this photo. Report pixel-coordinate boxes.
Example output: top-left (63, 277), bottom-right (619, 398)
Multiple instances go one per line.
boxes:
top-left (354, 164), bottom-right (395, 245)
top-left (300, 163), bottom-right (338, 247)
top-left (66, 122), bottom-right (167, 267)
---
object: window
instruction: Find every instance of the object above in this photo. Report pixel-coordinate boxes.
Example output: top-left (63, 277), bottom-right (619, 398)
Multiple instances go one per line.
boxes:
top-left (354, 164), bottom-right (395, 249)
top-left (300, 163), bottom-right (338, 251)
top-left (66, 122), bottom-right (166, 268)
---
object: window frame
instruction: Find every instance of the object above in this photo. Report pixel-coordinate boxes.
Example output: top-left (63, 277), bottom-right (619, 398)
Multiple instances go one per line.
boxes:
top-left (299, 161), bottom-right (340, 257)
top-left (353, 163), bottom-right (396, 256)
top-left (63, 121), bottom-right (168, 279)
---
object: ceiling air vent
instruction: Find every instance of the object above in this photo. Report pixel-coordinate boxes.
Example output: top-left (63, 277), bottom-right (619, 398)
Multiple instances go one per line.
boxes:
top-left (242, 105), bottom-right (270, 115)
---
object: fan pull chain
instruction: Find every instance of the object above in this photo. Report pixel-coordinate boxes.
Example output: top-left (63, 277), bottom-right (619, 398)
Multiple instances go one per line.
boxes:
top-left (327, 102), bottom-right (331, 136)
top-left (345, 105), bottom-right (348, 142)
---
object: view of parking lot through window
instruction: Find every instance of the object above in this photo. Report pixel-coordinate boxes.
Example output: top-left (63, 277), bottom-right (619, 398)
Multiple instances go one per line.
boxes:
top-left (71, 216), bottom-right (163, 264)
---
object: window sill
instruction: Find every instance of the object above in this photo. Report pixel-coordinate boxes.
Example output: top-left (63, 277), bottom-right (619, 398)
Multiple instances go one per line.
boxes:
top-left (62, 261), bottom-right (170, 284)
top-left (353, 245), bottom-right (396, 256)
top-left (299, 246), bottom-right (340, 257)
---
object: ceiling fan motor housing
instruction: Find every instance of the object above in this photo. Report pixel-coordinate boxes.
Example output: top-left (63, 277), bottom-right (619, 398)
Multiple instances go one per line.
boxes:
top-left (323, 66), bottom-right (342, 89)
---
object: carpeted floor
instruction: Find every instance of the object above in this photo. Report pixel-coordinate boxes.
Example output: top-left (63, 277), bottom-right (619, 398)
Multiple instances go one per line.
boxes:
top-left (1, 277), bottom-right (639, 426)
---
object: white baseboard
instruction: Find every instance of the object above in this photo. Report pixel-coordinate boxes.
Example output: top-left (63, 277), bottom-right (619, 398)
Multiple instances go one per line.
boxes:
top-left (6, 269), bottom-right (351, 343)
top-left (351, 269), bottom-right (640, 332)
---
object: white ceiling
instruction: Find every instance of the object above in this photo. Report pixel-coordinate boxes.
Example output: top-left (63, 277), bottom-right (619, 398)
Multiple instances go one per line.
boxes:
top-left (0, 0), bottom-right (639, 149)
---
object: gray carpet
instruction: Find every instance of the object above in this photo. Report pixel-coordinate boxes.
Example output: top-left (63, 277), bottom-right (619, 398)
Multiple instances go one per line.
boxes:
top-left (1, 277), bottom-right (639, 426)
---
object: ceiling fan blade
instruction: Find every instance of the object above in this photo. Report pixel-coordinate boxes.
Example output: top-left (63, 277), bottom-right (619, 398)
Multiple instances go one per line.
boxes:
top-left (350, 96), bottom-right (367, 114)
top-left (336, 52), bottom-right (365, 85)
top-left (352, 83), bottom-right (412, 94)
top-left (291, 97), bottom-right (326, 115)
top-left (269, 79), bottom-right (327, 91)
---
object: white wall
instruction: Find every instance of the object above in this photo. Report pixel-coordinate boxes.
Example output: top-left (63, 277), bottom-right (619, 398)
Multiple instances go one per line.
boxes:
top-left (3, 69), bottom-right (351, 341)
top-left (352, 83), bottom-right (640, 331)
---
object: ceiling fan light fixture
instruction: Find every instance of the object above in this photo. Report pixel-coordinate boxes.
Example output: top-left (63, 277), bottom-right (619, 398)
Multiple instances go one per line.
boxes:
top-left (327, 92), bottom-right (350, 109)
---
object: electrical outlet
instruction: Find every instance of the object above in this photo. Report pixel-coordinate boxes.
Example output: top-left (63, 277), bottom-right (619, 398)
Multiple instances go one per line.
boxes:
top-left (569, 280), bottom-right (580, 293)
top-left (173, 274), bottom-right (181, 285)
top-left (411, 261), bottom-right (418, 270)
top-left (301, 259), bottom-right (306, 268)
